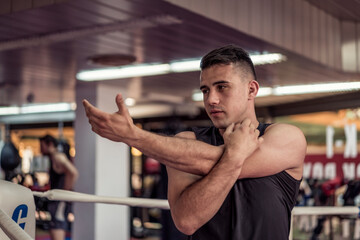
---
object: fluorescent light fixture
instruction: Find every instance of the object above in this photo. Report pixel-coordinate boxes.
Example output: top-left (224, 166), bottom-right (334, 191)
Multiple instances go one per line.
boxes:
top-left (273, 82), bottom-right (360, 96)
top-left (77, 64), bottom-right (170, 81)
top-left (257, 82), bottom-right (360, 97)
top-left (0, 106), bottom-right (20, 115)
top-left (77, 53), bottom-right (286, 81)
top-left (192, 91), bottom-right (203, 102)
top-left (257, 87), bottom-right (273, 97)
top-left (250, 53), bottom-right (286, 65)
top-left (125, 98), bottom-right (136, 107)
top-left (170, 59), bottom-right (201, 72)
top-left (0, 103), bottom-right (76, 116)
top-left (21, 103), bottom-right (75, 114)
top-left (192, 81), bottom-right (360, 101)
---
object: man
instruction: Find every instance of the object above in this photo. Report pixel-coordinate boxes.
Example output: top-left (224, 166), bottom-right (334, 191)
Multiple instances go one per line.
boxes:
top-left (83, 45), bottom-right (306, 239)
top-left (39, 135), bottom-right (78, 240)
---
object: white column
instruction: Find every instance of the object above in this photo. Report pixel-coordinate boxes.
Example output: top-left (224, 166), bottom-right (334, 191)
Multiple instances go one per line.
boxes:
top-left (73, 82), bottom-right (130, 240)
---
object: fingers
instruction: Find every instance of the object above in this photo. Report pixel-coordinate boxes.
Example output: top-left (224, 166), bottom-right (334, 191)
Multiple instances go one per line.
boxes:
top-left (239, 118), bottom-right (257, 131)
top-left (232, 121), bottom-right (263, 144)
top-left (241, 118), bottom-right (252, 127)
top-left (115, 93), bottom-right (128, 113)
top-left (82, 99), bottom-right (92, 114)
top-left (225, 123), bottom-right (235, 135)
top-left (82, 99), bottom-right (107, 120)
top-left (234, 119), bottom-right (257, 132)
top-left (82, 99), bottom-right (96, 116)
top-left (82, 99), bottom-right (108, 136)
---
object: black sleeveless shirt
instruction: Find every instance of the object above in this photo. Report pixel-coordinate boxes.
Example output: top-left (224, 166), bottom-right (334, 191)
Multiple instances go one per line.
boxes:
top-left (189, 123), bottom-right (301, 240)
top-left (49, 156), bottom-right (65, 190)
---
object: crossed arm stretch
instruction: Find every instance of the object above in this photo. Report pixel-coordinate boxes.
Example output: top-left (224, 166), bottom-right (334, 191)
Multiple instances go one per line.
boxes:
top-left (130, 129), bottom-right (223, 176)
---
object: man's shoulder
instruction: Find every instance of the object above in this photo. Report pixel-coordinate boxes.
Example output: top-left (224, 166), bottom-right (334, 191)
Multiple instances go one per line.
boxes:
top-left (263, 123), bottom-right (306, 180)
top-left (264, 123), bottom-right (307, 155)
top-left (53, 152), bottom-right (70, 163)
top-left (265, 123), bottom-right (304, 137)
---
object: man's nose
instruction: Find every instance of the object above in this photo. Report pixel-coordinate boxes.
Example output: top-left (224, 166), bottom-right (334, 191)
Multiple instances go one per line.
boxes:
top-left (207, 91), bottom-right (220, 105)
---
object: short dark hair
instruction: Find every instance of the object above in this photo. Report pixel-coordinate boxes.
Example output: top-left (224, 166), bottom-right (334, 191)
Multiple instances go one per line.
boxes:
top-left (39, 134), bottom-right (58, 147)
top-left (200, 44), bottom-right (257, 80)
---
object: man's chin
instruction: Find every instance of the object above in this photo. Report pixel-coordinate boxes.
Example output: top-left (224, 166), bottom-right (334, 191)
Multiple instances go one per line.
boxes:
top-left (212, 121), bottom-right (229, 130)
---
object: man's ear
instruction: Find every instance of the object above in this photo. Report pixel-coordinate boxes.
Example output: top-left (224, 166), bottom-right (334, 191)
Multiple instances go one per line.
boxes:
top-left (248, 80), bottom-right (259, 100)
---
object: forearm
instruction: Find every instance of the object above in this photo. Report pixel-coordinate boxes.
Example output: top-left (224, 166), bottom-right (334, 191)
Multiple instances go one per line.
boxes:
top-left (129, 128), bottom-right (224, 176)
top-left (170, 151), bottom-right (242, 235)
top-left (84, 98), bottom-right (223, 175)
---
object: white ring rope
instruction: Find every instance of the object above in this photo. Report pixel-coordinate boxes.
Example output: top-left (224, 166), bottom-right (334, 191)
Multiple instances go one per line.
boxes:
top-left (0, 208), bottom-right (33, 240)
top-left (33, 190), bottom-right (360, 216)
top-left (3, 188), bottom-right (360, 240)
top-left (292, 206), bottom-right (360, 216)
top-left (32, 190), bottom-right (170, 209)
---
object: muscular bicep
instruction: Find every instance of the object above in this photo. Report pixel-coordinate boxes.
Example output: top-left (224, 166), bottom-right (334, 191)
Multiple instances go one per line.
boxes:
top-left (166, 166), bottom-right (201, 209)
top-left (167, 131), bottom-right (203, 206)
top-left (238, 124), bottom-right (306, 180)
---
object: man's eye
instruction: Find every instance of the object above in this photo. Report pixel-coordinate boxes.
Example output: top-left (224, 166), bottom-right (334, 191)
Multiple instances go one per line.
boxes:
top-left (202, 89), bottom-right (209, 94)
top-left (218, 85), bottom-right (226, 90)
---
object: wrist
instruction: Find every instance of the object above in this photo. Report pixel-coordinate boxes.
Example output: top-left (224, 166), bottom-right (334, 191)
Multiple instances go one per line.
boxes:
top-left (127, 125), bottom-right (145, 147)
top-left (222, 148), bottom-right (245, 171)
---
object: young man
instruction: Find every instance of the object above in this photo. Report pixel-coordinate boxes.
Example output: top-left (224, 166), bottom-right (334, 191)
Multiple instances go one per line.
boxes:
top-left (83, 45), bottom-right (306, 239)
top-left (39, 135), bottom-right (78, 240)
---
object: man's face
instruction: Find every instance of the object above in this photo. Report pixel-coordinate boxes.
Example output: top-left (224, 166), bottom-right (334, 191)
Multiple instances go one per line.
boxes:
top-left (200, 64), bottom-right (250, 130)
top-left (40, 141), bottom-right (49, 155)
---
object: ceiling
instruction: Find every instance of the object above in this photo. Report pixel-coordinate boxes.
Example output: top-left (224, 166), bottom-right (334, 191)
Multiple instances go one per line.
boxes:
top-left (0, 0), bottom-right (360, 120)
top-left (305, 0), bottom-right (360, 22)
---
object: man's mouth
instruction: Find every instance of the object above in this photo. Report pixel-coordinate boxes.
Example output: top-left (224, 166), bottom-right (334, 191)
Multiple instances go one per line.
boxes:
top-left (210, 110), bottom-right (224, 116)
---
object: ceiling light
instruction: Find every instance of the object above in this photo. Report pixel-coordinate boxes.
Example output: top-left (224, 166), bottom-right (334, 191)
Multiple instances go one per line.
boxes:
top-left (125, 98), bottom-right (136, 107)
top-left (21, 103), bottom-right (75, 114)
top-left (170, 59), bottom-right (201, 72)
top-left (250, 53), bottom-right (286, 65)
top-left (192, 81), bottom-right (360, 101)
top-left (0, 106), bottom-right (20, 115)
top-left (77, 64), bottom-right (170, 81)
top-left (257, 87), bottom-right (273, 97)
top-left (192, 91), bottom-right (203, 102)
top-left (0, 103), bottom-right (76, 116)
top-left (273, 82), bottom-right (360, 95)
top-left (77, 53), bottom-right (286, 81)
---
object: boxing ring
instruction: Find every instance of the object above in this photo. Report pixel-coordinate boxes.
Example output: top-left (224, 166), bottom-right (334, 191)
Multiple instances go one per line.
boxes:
top-left (1, 180), bottom-right (360, 240)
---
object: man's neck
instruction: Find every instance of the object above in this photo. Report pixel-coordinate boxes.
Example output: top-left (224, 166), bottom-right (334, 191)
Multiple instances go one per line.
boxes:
top-left (218, 119), bottom-right (259, 136)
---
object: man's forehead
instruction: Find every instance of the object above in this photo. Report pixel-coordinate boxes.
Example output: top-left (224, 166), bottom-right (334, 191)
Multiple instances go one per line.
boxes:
top-left (200, 64), bottom-right (237, 82)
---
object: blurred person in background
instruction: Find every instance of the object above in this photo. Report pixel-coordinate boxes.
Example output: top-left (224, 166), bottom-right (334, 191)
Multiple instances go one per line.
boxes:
top-left (39, 134), bottom-right (78, 240)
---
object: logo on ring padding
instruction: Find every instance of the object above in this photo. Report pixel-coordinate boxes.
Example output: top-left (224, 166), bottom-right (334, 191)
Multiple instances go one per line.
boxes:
top-left (12, 204), bottom-right (28, 229)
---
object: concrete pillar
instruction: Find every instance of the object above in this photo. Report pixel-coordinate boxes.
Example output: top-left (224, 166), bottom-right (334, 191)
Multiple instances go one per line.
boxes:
top-left (73, 82), bottom-right (130, 240)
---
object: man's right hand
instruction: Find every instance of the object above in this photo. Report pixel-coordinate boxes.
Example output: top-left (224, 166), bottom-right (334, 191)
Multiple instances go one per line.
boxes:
top-left (222, 119), bottom-right (264, 169)
top-left (83, 93), bottom-right (138, 143)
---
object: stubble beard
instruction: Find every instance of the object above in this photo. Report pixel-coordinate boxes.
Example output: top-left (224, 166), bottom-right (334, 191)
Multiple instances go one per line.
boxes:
top-left (211, 116), bottom-right (231, 130)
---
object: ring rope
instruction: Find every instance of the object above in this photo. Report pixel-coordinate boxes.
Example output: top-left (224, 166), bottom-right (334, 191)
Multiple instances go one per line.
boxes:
top-left (3, 189), bottom-right (360, 240)
top-left (33, 190), bottom-right (360, 216)
top-left (0, 208), bottom-right (33, 240)
top-left (292, 206), bottom-right (360, 216)
top-left (33, 190), bottom-right (170, 209)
